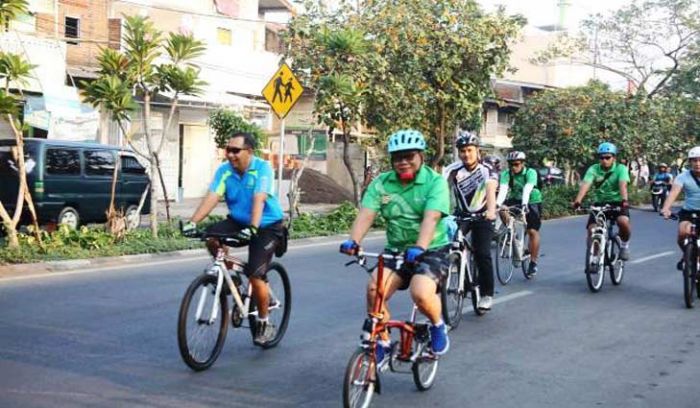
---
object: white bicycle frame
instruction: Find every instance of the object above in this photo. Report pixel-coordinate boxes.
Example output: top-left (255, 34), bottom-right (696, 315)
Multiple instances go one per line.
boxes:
top-left (499, 208), bottom-right (528, 262)
top-left (450, 224), bottom-right (480, 304)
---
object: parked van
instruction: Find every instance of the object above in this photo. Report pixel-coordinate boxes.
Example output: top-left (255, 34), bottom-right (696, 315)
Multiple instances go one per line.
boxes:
top-left (0, 138), bottom-right (150, 229)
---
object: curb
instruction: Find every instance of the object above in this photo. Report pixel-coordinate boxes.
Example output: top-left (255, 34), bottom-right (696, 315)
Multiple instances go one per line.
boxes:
top-left (0, 231), bottom-right (385, 279)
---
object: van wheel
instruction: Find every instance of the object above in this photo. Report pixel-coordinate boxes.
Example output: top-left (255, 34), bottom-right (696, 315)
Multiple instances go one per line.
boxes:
top-left (58, 207), bottom-right (80, 230)
top-left (125, 205), bottom-right (141, 230)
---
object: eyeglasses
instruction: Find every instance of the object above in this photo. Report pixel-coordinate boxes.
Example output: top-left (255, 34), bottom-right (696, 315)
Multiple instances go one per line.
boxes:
top-left (509, 161), bottom-right (523, 166)
top-left (226, 146), bottom-right (249, 155)
top-left (599, 155), bottom-right (613, 161)
top-left (391, 151), bottom-right (418, 163)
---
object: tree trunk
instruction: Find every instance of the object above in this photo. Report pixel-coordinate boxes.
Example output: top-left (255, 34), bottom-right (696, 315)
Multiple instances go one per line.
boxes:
top-left (5, 225), bottom-right (18, 248)
top-left (8, 115), bottom-right (41, 243)
top-left (341, 122), bottom-right (360, 206)
top-left (149, 156), bottom-right (158, 237)
top-left (154, 152), bottom-right (171, 221)
top-left (142, 91), bottom-right (158, 238)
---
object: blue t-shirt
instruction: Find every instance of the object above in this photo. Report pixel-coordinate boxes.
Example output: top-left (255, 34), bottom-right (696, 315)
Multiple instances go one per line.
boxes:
top-left (654, 172), bottom-right (672, 183)
top-left (674, 170), bottom-right (700, 211)
top-left (209, 157), bottom-right (284, 227)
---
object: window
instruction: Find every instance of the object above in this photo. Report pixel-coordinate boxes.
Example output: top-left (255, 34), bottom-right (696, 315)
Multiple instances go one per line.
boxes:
top-left (121, 156), bottom-right (146, 174)
top-left (65, 16), bottom-right (80, 44)
top-left (84, 150), bottom-right (115, 176)
top-left (216, 28), bottom-right (232, 45)
top-left (46, 149), bottom-right (81, 175)
top-left (497, 110), bottom-right (514, 125)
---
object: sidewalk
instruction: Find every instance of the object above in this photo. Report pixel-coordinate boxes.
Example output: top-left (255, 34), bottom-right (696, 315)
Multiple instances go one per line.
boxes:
top-left (153, 198), bottom-right (340, 221)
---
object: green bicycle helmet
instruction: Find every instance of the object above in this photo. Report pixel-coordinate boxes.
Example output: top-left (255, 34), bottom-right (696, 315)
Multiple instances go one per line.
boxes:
top-left (387, 129), bottom-right (427, 153)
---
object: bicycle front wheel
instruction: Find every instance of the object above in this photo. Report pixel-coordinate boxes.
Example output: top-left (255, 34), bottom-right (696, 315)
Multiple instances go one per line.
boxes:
top-left (608, 239), bottom-right (625, 285)
top-left (586, 239), bottom-right (605, 293)
top-left (683, 244), bottom-right (697, 308)
top-left (495, 231), bottom-right (514, 285)
top-left (247, 262), bottom-right (292, 348)
top-left (467, 254), bottom-right (485, 316)
top-left (343, 348), bottom-right (376, 408)
top-left (441, 252), bottom-right (464, 329)
top-left (177, 274), bottom-right (229, 371)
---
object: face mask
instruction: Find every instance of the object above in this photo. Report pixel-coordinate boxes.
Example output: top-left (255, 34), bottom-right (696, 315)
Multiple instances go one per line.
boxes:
top-left (398, 170), bottom-right (415, 182)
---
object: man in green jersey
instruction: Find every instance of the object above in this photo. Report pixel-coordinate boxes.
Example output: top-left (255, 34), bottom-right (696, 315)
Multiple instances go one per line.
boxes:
top-left (340, 129), bottom-right (451, 360)
top-left (573, 142), bottom-right (631, 260)
top-left (497, 151), bottom-right (543, 276)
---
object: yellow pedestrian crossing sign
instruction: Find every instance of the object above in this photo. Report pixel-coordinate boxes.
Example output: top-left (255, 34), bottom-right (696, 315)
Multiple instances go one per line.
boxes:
top-left (262, 63), bottom-right (304, 119)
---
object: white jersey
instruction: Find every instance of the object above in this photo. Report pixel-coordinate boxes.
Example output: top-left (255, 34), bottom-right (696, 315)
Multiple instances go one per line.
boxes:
top-left (443, 161), bottom-right (497, 214)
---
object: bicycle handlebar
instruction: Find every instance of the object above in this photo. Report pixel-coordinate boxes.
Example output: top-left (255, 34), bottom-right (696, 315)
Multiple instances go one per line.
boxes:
top-left (579, 205), bottom-right (622, 213)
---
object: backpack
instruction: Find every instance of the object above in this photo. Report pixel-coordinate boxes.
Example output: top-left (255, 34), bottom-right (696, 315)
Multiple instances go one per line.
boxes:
top-left (508, 166), bottom-right (542, 192)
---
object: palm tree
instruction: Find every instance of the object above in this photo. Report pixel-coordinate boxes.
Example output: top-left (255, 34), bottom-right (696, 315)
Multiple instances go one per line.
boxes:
top-left (0, 0), bottom-right (28, 30)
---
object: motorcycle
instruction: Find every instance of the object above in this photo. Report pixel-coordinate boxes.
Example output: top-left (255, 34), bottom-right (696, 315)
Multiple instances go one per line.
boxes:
top-left (650, 180), bottom-right (669, 212)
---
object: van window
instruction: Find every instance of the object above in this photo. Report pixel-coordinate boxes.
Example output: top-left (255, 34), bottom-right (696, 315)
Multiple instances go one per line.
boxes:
top-left (121, 155), bottom-right (146, 174)
top-left (0, 145), bottom-right (38, 175)
top-left (46, 148), bottom-right (80, 175)
top-left (84, 150), bottom-right (115, 176)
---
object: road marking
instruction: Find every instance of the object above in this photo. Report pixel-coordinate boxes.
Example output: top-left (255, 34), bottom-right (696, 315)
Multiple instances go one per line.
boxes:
top-left (629, 251), bottom-right (674, 264)
top-left (0, 234), bottom-right (386, 284)
top-left (493, 290), bottom-right (533, 305)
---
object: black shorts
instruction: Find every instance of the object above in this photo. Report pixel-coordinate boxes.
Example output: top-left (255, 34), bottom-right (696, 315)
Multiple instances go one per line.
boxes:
top-left (205, 216), bottom-right (284, 278)
top-left (586, 202), bottom-right (630, 227)
top-left (382, 245), bottom-right (450, 291)
top-left (504, 199), bottom-right (542, 231)
top-left (678, 209), bottom-right (700, 224)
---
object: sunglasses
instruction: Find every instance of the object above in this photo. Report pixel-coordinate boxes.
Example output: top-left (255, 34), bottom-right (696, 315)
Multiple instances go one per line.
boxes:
top-left (509, 161), bottom-right (523, 166)
top-left (391, 151), bottom-right (418, 163)
top-left (599, 155), bottom-right (613, 161)
top-left (226, 146), bottom-right (249, 155)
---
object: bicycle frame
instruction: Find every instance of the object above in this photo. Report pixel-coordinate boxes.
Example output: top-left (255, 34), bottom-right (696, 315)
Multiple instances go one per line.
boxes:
top-left (450, 219), bottom-right (478, 297)
top-left (500, 207), bottom-right (528, 261)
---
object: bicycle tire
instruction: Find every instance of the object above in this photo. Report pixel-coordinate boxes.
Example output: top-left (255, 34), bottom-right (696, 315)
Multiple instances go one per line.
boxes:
top-left (608, 238), bottom-right (624, 285)
top-left (468, 253), bottom-right (485, 316)
top-left (495, 231), bottom-right (514, 285)
top-left (586, 238), bottom-right (605, 292)
top-left (521, 235), bottom-right (532, 280)
top-left (247, 262), bottom-right (292, 348)
top-left (343, 348), bottom-right (375, 408)
top-left (177, 274), bottom-right (229, 371)
top-left (683, 244), bottom-right (697, 309)
top-left (441, 252), bottom-right (464, 329)
top-left (412, 354), bottom-right (439, 391)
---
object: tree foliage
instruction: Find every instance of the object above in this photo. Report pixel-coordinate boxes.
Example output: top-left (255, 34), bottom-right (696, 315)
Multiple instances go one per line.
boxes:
top-left (208, 109), bottom-right (266, 154)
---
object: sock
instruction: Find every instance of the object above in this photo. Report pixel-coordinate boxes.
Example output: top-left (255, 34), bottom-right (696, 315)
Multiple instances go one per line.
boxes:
top-left (258, 316), bottom-right (269, 323)
top-left (432, 319), bottom-right (445, 328)
top-left (378, 339), bottom-right (391, 348)
top-left (620, 240), bottom-right (629, 248)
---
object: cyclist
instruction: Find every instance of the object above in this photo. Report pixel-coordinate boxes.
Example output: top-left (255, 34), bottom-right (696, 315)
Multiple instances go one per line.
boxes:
top-left (443, 131), bottom-right (498, 310)
top-left (572, 142), bottom-right (632, 261)
top-left (661, 147), bottom-right (700, 270)
top-left (651, 163), bottom-right (673, 189)
top-left (183, 132), bottom-right (285, 347)
top-left (339, 129), bottom-right (451, 361)
top-left (496, 151), bottom-right (543, 276)
top-left (483, 154), bottom-right (502, 174)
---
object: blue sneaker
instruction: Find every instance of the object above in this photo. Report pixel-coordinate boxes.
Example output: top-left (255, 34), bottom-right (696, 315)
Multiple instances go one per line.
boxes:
top-left (374, 342), bottom-right (391, 366)
top-left (429, 323), bottom-right (450, 355)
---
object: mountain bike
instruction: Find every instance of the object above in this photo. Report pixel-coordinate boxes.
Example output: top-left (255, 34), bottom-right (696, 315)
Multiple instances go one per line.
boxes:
top-left (177, 230), bottom-right (291, 371)
top-left (666, 212), bottom-right (700, 308)
top-left (493, 205), bottom-right (533, 285)
top-left (441, 213), bottom-right (486, 329)
top-left (582, 205), bottom-right (625, 293)
top-left (343, 251), bottom-right (439, 408)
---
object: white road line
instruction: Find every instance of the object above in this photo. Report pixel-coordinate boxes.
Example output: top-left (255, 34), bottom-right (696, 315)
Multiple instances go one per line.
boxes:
top-left (629, 251), bottom-right (675, 264)
top-left (0, 234), bottom-right (387, 284)
top-left (492, 290), bottom-right (533, 305)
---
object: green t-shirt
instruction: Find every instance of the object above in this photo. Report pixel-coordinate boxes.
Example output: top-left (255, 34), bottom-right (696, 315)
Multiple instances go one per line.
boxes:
top-left (499, 167), bottom-right (543, 204)
top-left (583, 162), bottom-right (630, 203)
top-left (362, 165), bottom-right (450, 251)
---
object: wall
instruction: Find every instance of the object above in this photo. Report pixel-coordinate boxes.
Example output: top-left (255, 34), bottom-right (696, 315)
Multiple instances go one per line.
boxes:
top-left (326, 142), bottom-right (363, 195)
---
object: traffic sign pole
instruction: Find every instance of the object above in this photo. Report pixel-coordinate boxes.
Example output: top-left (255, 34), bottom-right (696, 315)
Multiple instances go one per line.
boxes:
top-left (277, 119), bottom-right (285, 200)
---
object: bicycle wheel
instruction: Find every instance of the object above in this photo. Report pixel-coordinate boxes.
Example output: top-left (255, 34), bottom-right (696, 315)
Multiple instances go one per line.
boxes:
top-left (608, 239), bottom-right (625, 285)
top-left (521, 235), bottom-right (532, 280)
top-left (495, 231), bottom-right (514, 285)
top-left (248, 262), bottom-right (292, 348)
top-left (441, 252), bottom-right (464, 329)
top-left (585, 238), bottom-right (605, 293)
top-left (177, 274), bottom-right (229, 371)
top-left (683, 244), bottom-right (697, 309)
top-left (343, 348), bottom-right (376, 408)
top-left (467, 254), bottom-right (485, 316)
top-left (412, 353), bottom-right (439, 391)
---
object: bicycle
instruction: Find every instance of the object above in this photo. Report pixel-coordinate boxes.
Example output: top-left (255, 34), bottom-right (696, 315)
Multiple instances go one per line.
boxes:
top-left (441, 213), bottom-right (487, 329)
top-left (342, 251), bottom-right (439, 408)
top-left (581, 205), bottom-right (625, 292)
top-left (493, 205), bottom-right (533, 285)
top-left (665, 212), bottom-right (700, 308)
top-left (176, 229), bottom-right (291, 371)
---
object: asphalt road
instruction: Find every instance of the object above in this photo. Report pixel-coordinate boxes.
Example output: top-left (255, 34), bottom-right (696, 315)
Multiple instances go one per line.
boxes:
top-left (1, 209), bottom-right (698, 407)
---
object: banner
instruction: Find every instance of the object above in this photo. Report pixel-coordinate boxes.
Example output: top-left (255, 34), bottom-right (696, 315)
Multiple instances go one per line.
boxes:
top-left (214, 0), bottom-right (240, 18)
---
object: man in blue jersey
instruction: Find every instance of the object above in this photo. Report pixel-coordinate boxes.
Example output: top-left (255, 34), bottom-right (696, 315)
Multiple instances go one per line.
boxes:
top-left (184, 132), bottom-right (285, 346)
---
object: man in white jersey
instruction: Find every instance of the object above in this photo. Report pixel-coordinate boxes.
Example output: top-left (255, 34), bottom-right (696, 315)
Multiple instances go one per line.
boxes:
top-left (661, 147), bottom-right (700, 270)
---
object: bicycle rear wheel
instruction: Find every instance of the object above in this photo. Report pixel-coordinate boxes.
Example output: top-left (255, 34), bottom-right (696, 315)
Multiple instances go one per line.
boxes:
top-left (412, 354), bottom-right (439, 391)
top-left (343, 348), bottom-right (376, 408)
top-left (441, 253), bottom-right (464, 329)
top-left (521, 235), bottom-right (532, 280)
top-left (495, 231), bottom-right (514, 285)
top-left (586, 239), bottom-right (605, 293)
top-left (608, 239), bottom-right (625, 285)
top-left (177, 274), bottom-right (229, 371)
top-left (248, 262), bottom-right (292, 348)
top-left (683, 244), bottom-right (697, 309)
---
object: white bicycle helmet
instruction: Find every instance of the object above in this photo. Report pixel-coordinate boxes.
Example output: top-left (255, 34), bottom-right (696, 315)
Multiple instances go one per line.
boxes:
top-left (689, 146), bottom-right (700, 159)
top-left (506, 151), bottom-right (526, 161)
top-left (455, 130), bottom-right (480, 148)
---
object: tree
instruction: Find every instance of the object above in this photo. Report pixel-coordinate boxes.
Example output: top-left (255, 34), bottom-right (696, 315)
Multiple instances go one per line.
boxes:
top-left (82, 15), bottom-right (206, 237)
top-left (534, 0), bottom-right (700, 98)
top-left (208, 109), bottom-right (266, 154)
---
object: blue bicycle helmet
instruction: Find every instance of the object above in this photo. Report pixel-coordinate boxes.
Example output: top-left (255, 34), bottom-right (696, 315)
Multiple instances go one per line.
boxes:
top-left (597, 142), bottom-right (617, 155)
top-left (387, 129), bottom-right (426, 153)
